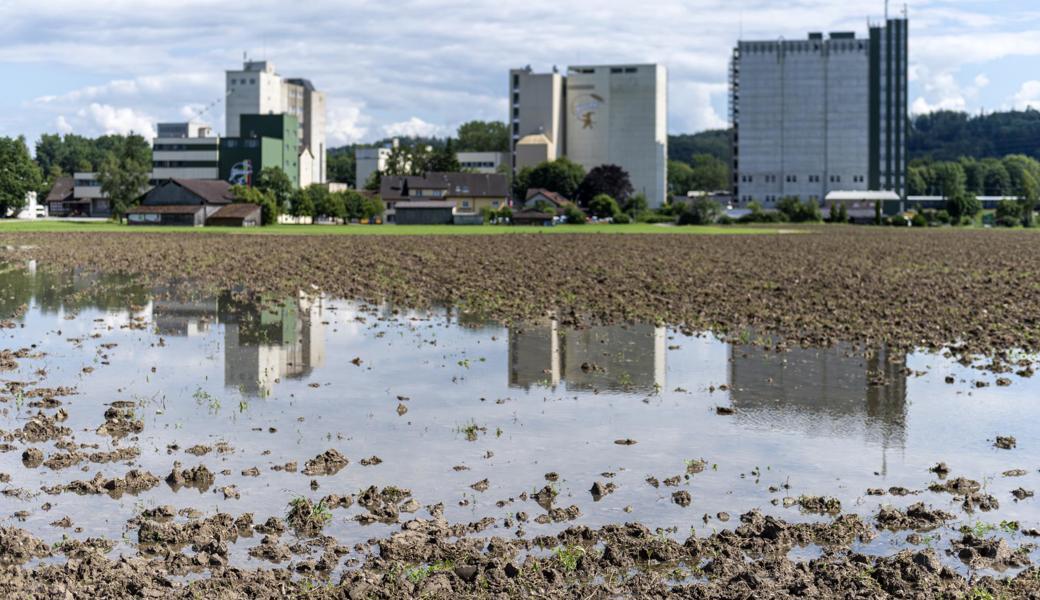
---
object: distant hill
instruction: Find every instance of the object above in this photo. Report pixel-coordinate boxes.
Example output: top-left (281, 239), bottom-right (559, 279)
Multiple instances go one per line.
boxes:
top-left (908, 110), bottom-right (1040, 162)
top-left (668, 130), bottom-right (731, 164)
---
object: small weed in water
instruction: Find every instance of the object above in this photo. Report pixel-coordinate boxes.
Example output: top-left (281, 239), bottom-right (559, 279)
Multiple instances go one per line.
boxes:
top-left (554, 545), bottom-right (585, 572)
top-left (405, 560), bottom-right (453, 585)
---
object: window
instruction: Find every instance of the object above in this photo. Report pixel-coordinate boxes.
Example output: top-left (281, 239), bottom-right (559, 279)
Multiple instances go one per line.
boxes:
top-left (512, 92), bottom-right (519, 104)
top-left (250, 78), bottom-right (256, 84)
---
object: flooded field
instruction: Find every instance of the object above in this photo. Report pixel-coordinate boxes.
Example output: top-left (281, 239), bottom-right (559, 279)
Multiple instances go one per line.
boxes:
top-left (2, 260), bottom-right (1040, 597)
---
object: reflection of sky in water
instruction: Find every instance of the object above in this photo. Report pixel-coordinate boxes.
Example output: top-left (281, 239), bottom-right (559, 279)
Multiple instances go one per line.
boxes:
top-left (0, 264), bottom-right (1036, 575)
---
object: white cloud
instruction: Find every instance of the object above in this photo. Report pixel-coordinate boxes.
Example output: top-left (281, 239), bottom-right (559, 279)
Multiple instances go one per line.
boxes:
top-left (327, 101), bottom-right (370, 145)
top-left (55, 116), bottom-right (73, 134)
top-left (1011, 80), bottom-right (1040, 110)
top-left (910, 68), bottom-right (990, 115)
top-left (79, 103), bottom-right (156, 139)
top-left (382, 117), bottom-right (450, 139)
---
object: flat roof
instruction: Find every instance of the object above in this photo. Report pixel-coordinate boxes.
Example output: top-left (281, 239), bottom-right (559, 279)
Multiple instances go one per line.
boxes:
top-left (825, 191), bottom-right (901, 201)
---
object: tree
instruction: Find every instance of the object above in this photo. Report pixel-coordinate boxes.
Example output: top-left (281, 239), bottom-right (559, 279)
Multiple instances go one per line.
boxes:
top-left (255, 167), bottom-right (295, 213)
top-left (945, 191), bottom-right (981, 222)
top-left (97, 138), bottom-right (150, 220)
top-left (362, 195), bottom-right (385, 220)
top-left (516, 158), bottom-right (586, 200)
top-left (0, 137), bottom-right (42, 217)
top-left (678, 199), bottom-right (722, 225)
top-left (623, 193), bottom-right (648, 216)
top-left (456, 121), bottom-right (509, 152)
top-left (777, 196), bottom-right (822, 223)
top-left (309, 187), bottom-right (344, 220)
top-left (907, 165), bottom-right (928, 196)
top-left (563, 204), bottom-right (587, 224)
top-left (688, 154), bottom-right (730, 191)
top-left (576, 164), bottom-right (633, 207)
top-left (290, 188), bottom-right (315, 218)
top-left (667, 160), bottom-right (695, 196)
top-left (327, 151), bottom-right (356, 187)
top-left (668, 130), bottom-right (731, 164)
top-left (232, 185), bottom-right (279, 225)
top-left (364, 170), bottom-right (382, 192)
top-left (587, 194), bottom-right (621, 219)
top-left (426, 138), bottom-right (460, 172)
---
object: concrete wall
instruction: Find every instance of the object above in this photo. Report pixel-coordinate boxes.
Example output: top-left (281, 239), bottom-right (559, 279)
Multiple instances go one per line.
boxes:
top-left (565, 64), bottom-right (668, 208)
top-left (509, 70), bottom-right (565, 172)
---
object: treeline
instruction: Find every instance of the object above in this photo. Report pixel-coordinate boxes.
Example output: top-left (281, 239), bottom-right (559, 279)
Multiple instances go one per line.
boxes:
top-left (908, 155), bottom-right (1040, 198)
top-left (328, 120), bottom-right (509, 187)
top-left (908, 110), bottom-right (1040, 162)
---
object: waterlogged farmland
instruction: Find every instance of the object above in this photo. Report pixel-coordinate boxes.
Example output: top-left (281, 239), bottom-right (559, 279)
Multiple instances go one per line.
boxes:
top-left (2, 253), bottom-right (1040, 598)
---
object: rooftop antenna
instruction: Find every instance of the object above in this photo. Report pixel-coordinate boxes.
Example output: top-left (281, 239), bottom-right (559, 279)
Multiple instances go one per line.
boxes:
top-left (739, 8), bottom-right (743, 41)
top-left (885, 0), bottom-right (889, 20)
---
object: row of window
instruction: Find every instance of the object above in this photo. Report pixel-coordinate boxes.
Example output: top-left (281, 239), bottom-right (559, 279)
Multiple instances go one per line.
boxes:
top-left (223, 139), bottom-right (261, 149)
top-left (154, 144), bottom-right (218, 152)
top-left (229, 77), bottom-right (257, 86)
top-left (460, 162), bottom-right (496, 168)
top-left (740, 174), bottom-right (867, 184)
top-left (153, 161), bottom-right (219, 168)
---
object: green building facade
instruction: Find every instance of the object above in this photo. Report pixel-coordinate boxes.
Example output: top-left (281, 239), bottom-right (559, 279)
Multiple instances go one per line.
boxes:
top-left (219, 114), bottom-right (300, 189)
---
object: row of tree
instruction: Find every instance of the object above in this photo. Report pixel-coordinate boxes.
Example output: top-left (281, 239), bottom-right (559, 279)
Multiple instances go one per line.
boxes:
top-left (233, 166), bottom-right (385, 225)
top-left (328, 120), bottom-right (510, 188)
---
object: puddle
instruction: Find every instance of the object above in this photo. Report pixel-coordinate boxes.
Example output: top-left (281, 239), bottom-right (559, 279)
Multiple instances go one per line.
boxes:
top-left (0, 264), bottom-right (1037, 576)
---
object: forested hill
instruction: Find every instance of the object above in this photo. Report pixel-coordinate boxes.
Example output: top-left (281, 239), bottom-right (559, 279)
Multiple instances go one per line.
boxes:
top-left (907, 110), bottom-right (1040, 162)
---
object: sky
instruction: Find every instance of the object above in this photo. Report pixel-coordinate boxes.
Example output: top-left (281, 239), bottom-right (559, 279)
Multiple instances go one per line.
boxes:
top-left (1, 0), bottom-right (1039, 150)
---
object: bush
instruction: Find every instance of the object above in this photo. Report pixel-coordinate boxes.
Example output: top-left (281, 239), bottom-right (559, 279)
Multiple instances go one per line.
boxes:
top-left (777, 196), bottom-right (822, 223)
top-left (611, 213), bottom-right (631, 224)
top-left (588, 194), bottom-right (621, 219)
top-left (678, 199), bottom-right (722, 225)
top-left (996, 215), bottom-right (1020, 228)
top-left (636, 211), bottom-right (674, 224)
top-left (717, 215), bottom-right (736, 225)
top-left (946, 192), bottom-right (981, 222)
top-left (911, 212), bottom-right (927, 228)
top-left (995, 199), bottom-right (1021, 223)
top-left (563, 204), bottom-right (587, 224)
top-left (935, 210), bottom-right (951, 224)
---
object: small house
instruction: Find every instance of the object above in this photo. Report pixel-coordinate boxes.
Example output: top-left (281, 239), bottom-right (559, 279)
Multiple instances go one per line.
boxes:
top-left (207, 204), bottom-right (262, 227)
top-left (127, 179), bottom-right (236, 226)
top-left (394, 201), bottom-right (455, 225)
top-left (511, 209), bottom-right (555, 226)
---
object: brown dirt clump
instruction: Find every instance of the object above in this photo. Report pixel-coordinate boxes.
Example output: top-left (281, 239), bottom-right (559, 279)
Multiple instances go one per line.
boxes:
top-left (876, 502), bottom-right (954, 531)
top-left (301, 449), bottom-right (349, 476)
top-left (10, 228), bottom-right (1040, 371)
top-left (165, 462), bottom-right (215, 492)
top-left (96, 403), bottom-right (143, 438)
top-left (44, 469), bottom-right (160, 499)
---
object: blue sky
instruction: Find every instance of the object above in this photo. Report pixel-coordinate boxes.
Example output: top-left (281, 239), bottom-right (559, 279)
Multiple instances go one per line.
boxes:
top-left (1, 0), bottom-right (1039, 149)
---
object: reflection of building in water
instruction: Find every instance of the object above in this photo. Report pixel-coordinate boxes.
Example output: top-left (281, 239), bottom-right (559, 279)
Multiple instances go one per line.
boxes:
top-left (152, 297), bottom-right (218, 336)
top-left (221, 292), bottom-right (326, 396)
top-left (728, 344), bottom-right (908, 470)
top-left (509, 321), bottom-right (665, 392)
top-left (509, 320), bottom-right (560, 389)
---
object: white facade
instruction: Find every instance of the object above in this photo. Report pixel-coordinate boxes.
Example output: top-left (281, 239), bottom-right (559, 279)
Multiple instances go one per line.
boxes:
top-left (226, 60), bottom-right (327, 184)
top-left (356, 147), bottom-right (391, 189)
top-left (151, 122), bottom-right (220, 180)
top-left (457, 151), bottom-right (505, 174)
top-left (565, 64), bottom-right (668, 208)
top-left (509, 64), bottom-right (668, 207)
top-left (509, 69), bottom-right (566, 172)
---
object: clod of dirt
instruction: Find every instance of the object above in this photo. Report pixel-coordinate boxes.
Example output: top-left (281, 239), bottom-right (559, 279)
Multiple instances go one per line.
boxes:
top-left (96, 404), bottom-right (143, 438)
top-left (185, 444), bottom-right (212, 456)
top-left (1003, 469), bottom-right (1028, 477)
top-left (16, 411), bottom-right (70, 443)
top-left (20, 448), bottom-right (43, 468)
top-left (0, 527), bottom-right (50, 565)
top-left (876, 502), bottom-right (953, 531)
top-left (589, 481), bottom-right (616, 501)
top-left (929, 462), bottom-right (950, 478)
top-left (42, 451), bottom-right (83, 470)
top-left (995, 436), bottom-right (1017, 450)
top-left (301, 449), bottom-right (349, 476)
top-left (248, 534), bottom-right (291, 562)
top-left (715, 406), bottom-right (735, 415)
top-left (359, 456), bottom-right (383, 466)
top-left (532, 485), bottom-right (558, 511)
top-left (241, 467), bottom-right (260, 477)
top-left (796, 495), bottom-right (842, 515)
top-left (672, 491), bottom-right (692, 507)
top-left (952, 534), bottom-right (1033, 570)
top-left (929, 477), bottom-right (981, 495)
top-left (470, 479), bottom-right (489, 492)
top-left (613, 439), bottom-right (637, 446)
top-left (45, 469), bottom-right (160, 499)
top-left (286, 497), bottom-right (332, 537)
top-left (356, 486), bottom-right (412, 525)
top-left (218, 485), bottom-right (240, 500)
top-left (166, 462), bottom-right (215, 492)
top-left (1012, 488), bottom-right (1034, 501)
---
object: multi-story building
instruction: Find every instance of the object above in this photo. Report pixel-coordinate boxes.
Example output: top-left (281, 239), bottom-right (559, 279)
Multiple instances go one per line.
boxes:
top-left (151, 122), bottom-right (220, 181)
top-left (355, 146), bottom-right (392, 189)
top-left (509, 68), bottom-right (566, 172)
top-left (508, 64), bottom-right (668, 207)
top-left (730, 18), bottom-right (908, 208)
top-left (219, 114), bottom-right (301, 189)
top-left (457, 151), bottom-right (506, 174)
top-left (226, 60), bottom-right (326, 184)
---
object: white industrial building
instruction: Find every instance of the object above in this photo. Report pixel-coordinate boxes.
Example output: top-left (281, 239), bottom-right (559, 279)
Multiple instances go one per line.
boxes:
top-left (355, 146), bottom-right (392, 189)
top-left (457, 151), bottom-right (506, 174)
top-left (509, 64), bottom-right (668, 208)
top-left (151, 122), bottom-right (220, 180)
top-left (730, 18), bottom-right (908, 208)
top-left (226, 60), bottom-right (327, 184)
